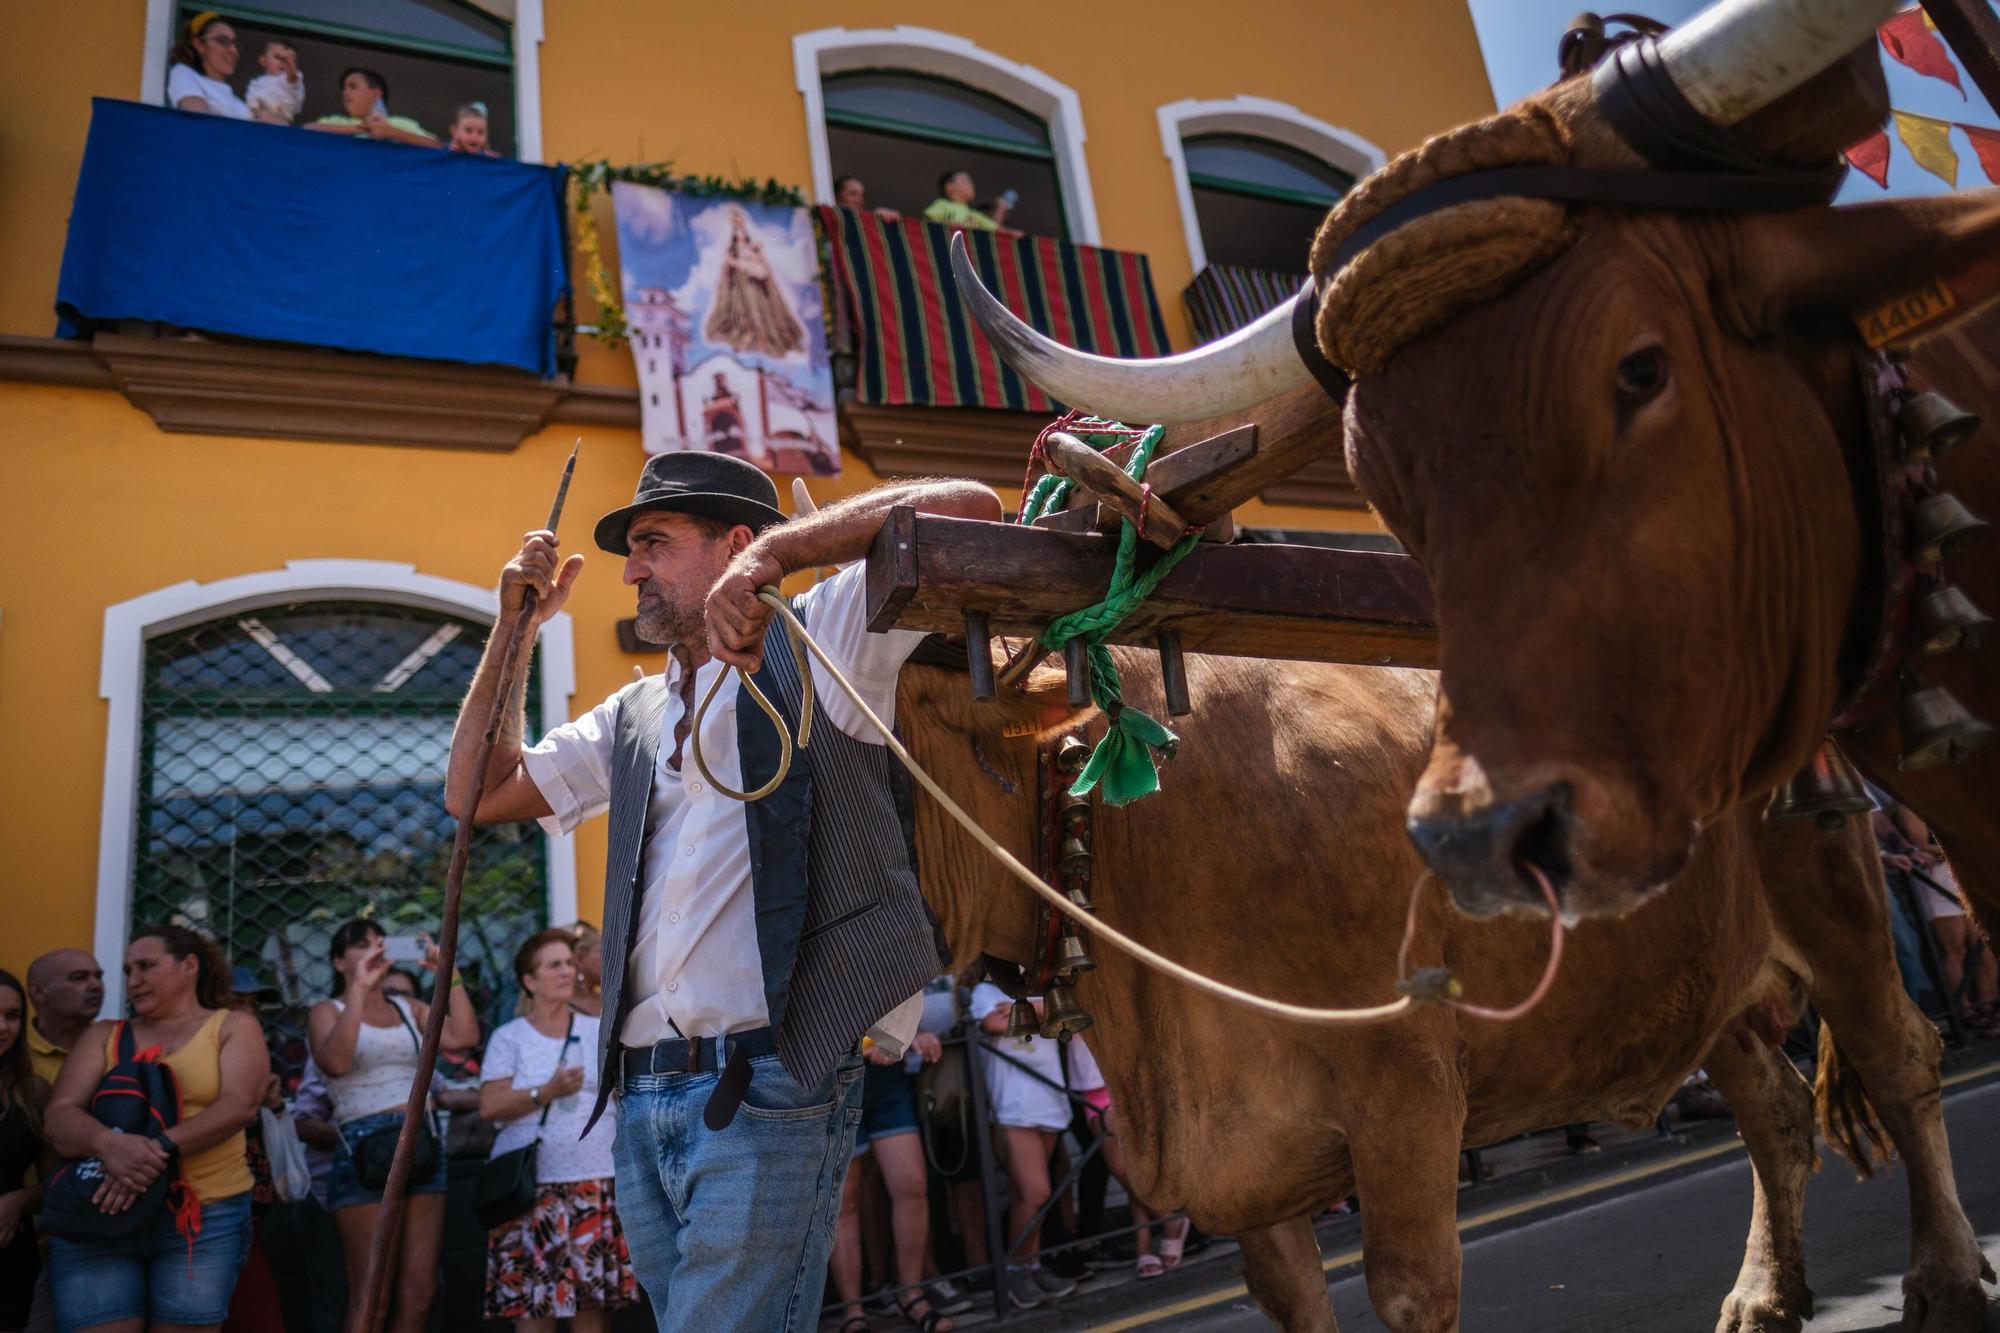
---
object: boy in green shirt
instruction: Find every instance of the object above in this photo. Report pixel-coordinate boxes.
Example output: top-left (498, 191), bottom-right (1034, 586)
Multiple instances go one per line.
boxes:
top-left (922, 169), bottom-right (1010, 230)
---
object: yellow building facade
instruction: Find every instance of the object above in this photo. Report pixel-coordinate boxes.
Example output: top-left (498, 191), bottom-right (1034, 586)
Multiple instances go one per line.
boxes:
top-left (0, 0), bottom-right (1494, 1005)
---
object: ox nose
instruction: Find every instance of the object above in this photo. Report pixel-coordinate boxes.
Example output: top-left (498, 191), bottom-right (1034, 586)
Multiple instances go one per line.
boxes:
top-left (1406, 783), bottom-right (1574, 916)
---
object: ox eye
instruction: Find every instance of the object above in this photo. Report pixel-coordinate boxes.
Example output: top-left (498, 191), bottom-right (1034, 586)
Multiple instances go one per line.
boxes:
top-left (1615, 345), bottom-right (1668, 410)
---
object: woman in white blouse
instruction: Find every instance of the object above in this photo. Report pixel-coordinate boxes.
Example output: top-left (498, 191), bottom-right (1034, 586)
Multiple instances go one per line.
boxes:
top-left (479, 929), bottom-right (638, 1331)
top-left (166, 11), bottom-right (250, 120)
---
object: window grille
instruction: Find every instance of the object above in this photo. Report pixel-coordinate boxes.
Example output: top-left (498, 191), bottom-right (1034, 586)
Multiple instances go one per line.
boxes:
top-left (133, 601), bottom-right (545, 1034)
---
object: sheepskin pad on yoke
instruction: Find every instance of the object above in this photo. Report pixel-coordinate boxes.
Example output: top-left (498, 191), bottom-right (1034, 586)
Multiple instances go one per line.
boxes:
top-left (1310, 103), bottom-right (1579, 377)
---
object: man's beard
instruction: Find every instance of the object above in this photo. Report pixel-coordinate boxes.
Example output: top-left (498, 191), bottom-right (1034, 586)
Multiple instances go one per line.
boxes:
top-left (634, 580), bottom-right (704, 646)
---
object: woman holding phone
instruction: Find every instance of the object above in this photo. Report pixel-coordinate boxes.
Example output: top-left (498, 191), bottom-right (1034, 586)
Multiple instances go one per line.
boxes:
top-left (308, 919), bottom-right (478, 1333)
top-left (480, 930), bottom-right (635, 1330)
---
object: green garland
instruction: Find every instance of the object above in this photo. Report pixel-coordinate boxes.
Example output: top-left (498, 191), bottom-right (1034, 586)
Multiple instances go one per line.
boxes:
top-left (567, 160), bottom-right (807, 347)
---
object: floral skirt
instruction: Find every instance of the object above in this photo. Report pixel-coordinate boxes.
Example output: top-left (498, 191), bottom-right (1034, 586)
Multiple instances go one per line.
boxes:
top-left (483, 1176), bottom-right (638, 1320)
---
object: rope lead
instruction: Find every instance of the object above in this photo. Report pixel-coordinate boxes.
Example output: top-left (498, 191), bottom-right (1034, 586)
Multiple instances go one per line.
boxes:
top-left (685, 590), bottom-right (1568, 1029)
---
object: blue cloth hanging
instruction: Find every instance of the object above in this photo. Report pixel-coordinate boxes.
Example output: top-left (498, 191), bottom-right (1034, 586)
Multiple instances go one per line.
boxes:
top-left (57, 99), bottom-right (568, 376)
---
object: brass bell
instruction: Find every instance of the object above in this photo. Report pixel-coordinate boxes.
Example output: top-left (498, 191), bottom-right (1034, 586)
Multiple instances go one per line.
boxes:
top-left (1060, 835), bottom-right (1092, 876)
top-left (1897, 675), bottom-right (1998, 769)
top-left (1005, 995), bottom-right (1041, 1040)
top-left (1917, 584), bottom-right (1995, 655)
top-left (1056, 735), bottom-right (1091, 774)
top-left (1908, 492), bottom-right (1991, 564)
top-left (1897, 391), bottom-right (1982, 462)
top-left (1055, 930), bottom-right (1096, 977)
top-left (1038, 982), bottom-right (1094, 1038)
top-left (1764, 739), bottom-right (1875, 829)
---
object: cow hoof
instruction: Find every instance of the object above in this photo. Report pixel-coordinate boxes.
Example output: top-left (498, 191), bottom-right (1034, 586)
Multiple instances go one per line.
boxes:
top-left (1715, 1282), bottom-right (1813, 1333)
top-left (1897, 1268), bottom-right (1992, 1332)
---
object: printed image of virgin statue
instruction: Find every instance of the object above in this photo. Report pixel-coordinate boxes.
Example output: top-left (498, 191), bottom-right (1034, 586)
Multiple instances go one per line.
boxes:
top-left (703, 207), bottom-right (806, 358)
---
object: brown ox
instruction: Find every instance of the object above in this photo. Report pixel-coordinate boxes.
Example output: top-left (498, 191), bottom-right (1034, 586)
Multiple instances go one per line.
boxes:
top-left (945, 0), bottom-right (2000, 934)
top-left (897, 651), bottom-right (1989, 1332)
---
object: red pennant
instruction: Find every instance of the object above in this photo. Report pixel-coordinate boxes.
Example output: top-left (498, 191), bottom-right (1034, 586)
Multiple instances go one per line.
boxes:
top-left (1879, 9), bottom-right (1966, 97)
top-left (1846, 128), bottom-right (1893, 188)
top-left (1964, 124), bottom-right (2000, 186)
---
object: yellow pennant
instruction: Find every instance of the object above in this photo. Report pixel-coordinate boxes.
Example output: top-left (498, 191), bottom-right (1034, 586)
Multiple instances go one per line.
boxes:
top-left (1894, 110), bottom-right (1959, 188)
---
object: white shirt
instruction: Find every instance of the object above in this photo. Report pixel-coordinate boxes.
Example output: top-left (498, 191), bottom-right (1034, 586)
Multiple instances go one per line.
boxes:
top-left (970, 983), bottom-right (1071, 1131)
top-left (482, 1013), bottom-right (616, 1182)
top-left (244, 70), bottom-right (305, 123)
top-left (1067, 1035), bottom-right (1104, 1094)
top-left (167, 64), bottom-right (251, 120)
top-left (523, 560), bottom-right (928, 1049)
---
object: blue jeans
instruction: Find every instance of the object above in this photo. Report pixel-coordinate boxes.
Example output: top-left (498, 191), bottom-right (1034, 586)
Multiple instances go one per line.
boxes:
top-left (48, 1190), bottom-right (253, 1331)
top-left (613, 1051), bottom-right (863, 1331)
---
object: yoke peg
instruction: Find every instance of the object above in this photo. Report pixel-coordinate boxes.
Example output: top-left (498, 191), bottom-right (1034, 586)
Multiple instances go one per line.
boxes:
top-left (1157, 628), bottom-right (1192, 716)
top-left (1064, 639), bottom-right (1093, 710)
top-left (964, 610), bottom-right (996, 700)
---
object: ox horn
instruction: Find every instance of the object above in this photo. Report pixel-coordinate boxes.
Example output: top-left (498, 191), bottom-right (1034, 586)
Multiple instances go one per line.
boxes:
top-left (948, 233), bottom-right (1312, 424)
top-left (1621, 0), bottom-right (1901, 128)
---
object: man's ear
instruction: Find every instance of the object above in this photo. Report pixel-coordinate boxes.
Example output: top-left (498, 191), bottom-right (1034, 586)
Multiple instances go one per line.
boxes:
top-left (729, 524), bottom-right (757, 556)
top-left (1710, 188), bottom-right (2000, 346)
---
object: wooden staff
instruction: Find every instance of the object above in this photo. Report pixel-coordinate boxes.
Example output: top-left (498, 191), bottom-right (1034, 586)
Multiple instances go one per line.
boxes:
top-left (349, 441), bottom-right (579, 1333)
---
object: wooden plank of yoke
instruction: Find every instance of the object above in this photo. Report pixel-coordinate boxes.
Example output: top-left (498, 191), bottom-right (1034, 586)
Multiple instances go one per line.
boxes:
top-left (865, 507), bottom-right (1439, 670)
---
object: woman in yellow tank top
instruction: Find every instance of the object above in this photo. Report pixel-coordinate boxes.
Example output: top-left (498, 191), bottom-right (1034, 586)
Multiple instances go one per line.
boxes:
top-left (44, 923), bottom-right (270, 1333)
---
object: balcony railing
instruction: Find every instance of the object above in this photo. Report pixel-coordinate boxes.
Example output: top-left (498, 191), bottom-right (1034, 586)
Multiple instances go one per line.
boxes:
top-left (818, 205), bottom-right (1171, 414)
top-left (57, 99), bottom-right (569, 377)
top-left (1183, 262), bottom-right (1307, 345)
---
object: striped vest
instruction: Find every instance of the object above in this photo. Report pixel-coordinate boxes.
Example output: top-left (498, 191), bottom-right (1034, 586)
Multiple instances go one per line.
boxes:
top-left (588, 618), bottom-right (943, 1118)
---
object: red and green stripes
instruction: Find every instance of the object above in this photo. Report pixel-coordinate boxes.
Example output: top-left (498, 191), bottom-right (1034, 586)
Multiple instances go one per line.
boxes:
top-left (819, 206), bottom-right (1172, 411)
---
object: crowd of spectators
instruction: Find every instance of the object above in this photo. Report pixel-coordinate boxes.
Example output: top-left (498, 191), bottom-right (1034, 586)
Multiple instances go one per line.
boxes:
top-left (165, 11), bottom-right (498, 154)
top-left (1, 917), bottom-right (1213, 1332)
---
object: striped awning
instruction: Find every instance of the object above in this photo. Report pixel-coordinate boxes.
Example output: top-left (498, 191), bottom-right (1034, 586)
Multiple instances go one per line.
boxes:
top-left (818, 206), bottom-right (1172, 412)
top-left (1183, 263), bottom-right (1307, 346)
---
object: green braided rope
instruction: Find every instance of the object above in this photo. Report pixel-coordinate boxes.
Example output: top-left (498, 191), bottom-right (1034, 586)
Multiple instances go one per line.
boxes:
top-left (1018, 423), bottom-right (1199, 805)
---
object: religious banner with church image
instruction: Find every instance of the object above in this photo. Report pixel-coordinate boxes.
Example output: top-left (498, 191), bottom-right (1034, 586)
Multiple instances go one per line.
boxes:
top-left (612, 181), bottom-right (839, 475)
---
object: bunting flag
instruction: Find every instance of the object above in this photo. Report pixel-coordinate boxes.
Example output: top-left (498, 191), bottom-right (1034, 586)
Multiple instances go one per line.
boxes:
top-left (1895, 109), bottom-right (1962, 187)
top-left (1845, 129), bottom-right (1893, 189)
top-left (1965, 123), bottom-right (2000, 186)
top-left (1878, 7), bottom-right (1966, 98)
top-left (817, 206), bottom-right (1172, 412)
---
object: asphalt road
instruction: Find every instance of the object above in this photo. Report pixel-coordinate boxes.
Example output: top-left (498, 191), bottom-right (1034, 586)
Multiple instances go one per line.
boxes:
top-left (1107, 1073), bottom-right (2000, 1331)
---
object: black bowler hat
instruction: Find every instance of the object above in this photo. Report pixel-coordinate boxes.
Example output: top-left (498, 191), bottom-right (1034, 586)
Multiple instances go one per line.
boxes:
top-left (594, 452), bottom-right (789, 555)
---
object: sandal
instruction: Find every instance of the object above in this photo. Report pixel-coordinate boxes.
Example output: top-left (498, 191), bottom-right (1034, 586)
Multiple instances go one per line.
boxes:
top-left (896, 1293), bottom-right (955, 1333)
top-left (840, 1317), bottom-right (871, 1333)
top-left (1136, 1253), bottom-right (1165, 1280)
top-left (1157, 1216), bottom-right (1191, 1271)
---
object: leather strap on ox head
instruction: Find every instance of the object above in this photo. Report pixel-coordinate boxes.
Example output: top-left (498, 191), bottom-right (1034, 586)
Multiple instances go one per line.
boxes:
top-left (1291, 20), bottom-right (1851, 405)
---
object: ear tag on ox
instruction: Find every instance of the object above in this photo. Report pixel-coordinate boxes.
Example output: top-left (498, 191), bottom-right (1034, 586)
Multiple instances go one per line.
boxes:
top-left (1856, 279), bottom-right (1958, 349)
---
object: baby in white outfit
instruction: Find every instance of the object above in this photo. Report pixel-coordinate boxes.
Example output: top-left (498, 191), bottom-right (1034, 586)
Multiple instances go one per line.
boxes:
top-left (245, 41), bottom-right (304, 125)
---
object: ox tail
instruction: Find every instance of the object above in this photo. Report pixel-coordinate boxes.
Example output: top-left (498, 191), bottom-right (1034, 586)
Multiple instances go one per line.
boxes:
top-left (1813, 1022), bottom-right (1891, 1180)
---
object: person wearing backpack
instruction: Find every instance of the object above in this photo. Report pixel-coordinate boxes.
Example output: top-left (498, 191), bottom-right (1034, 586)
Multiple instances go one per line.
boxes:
top-left (307, 919), bottom-right (478, 1333)
top-left (477, 929), bottom-right (635, 1330)
top-left (42, 924), bottom-right (269, 1333)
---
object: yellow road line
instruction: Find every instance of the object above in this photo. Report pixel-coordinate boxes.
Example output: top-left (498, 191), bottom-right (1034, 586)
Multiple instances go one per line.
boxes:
top-left (1091, 1062), bottom-right (1999, 1332)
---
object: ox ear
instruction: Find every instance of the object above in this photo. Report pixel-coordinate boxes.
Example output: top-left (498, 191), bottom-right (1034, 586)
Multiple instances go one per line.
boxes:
top-left (1714, 190), bottom-right (2000, 347)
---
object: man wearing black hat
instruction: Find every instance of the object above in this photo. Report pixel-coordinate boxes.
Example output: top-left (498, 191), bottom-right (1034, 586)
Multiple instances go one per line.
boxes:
top-left (447, 451), bottom-right (1000, 1330)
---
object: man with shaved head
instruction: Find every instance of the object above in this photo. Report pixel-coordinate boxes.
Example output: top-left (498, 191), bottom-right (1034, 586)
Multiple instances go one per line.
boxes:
top-left (25, 948), bottom-right (103, 1084)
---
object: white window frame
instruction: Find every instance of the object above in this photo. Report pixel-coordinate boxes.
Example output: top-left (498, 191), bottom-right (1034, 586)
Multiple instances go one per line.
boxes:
top-left (1157, 95), bottom-right (1384, 275)
top-left (95, 559), bottom-right (576, 1013)
top-left (793, 25), bottom-right (1101, 245)
top-left (141, 0), bottom-right (546, 161)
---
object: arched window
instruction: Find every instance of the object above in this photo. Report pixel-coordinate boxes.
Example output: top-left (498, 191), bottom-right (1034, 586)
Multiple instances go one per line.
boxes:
top-left (794, 27), bottom-right (1102, 243)
top-left (131, 599), bottom-right (545, 1024)
top-left (822, 71), bottom-right (1065, 236)
top-left (1157, 96), bottom-right (1383, 276)
top-left (1181, 133), bottom-right (1353, 273)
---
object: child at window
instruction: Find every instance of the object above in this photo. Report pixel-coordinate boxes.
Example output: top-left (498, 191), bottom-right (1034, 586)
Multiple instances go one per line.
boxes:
top-left (245, 41), bottom-right (304, 125)
top-left (447, 102), bottom-right (500, 157)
